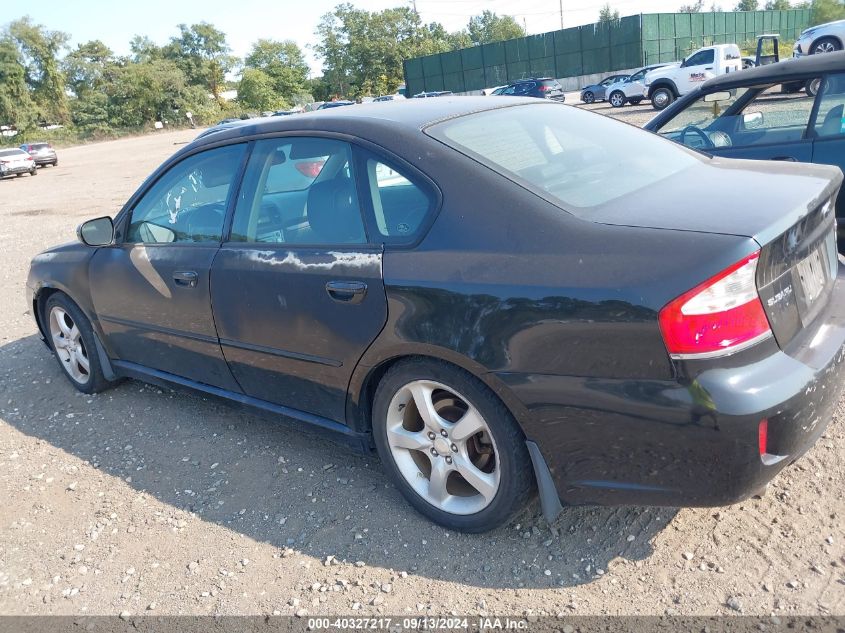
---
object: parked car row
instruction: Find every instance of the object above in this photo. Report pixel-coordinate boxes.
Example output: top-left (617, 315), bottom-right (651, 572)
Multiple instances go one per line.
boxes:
top-left (0, 142), bottom-right (58, 179)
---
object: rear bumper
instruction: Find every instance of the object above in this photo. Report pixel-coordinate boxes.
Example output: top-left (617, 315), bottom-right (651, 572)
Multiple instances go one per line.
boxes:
top-left (497, 263), bottom-right (845, 508)
top-left (32, 155), bottom-right (56, 165)
top-left (0, 164), bottom-right (33, 176)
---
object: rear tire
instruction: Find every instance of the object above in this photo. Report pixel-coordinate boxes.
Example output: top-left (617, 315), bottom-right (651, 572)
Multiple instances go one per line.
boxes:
top-left (582, 91), bottom-right (595, 104)
top-left (30, 167), bottom-right (37, 176)
top-left (44, 293), bottom-right (114, 394)
top-left (372, 358), bottom-right (535, 533)
top-left (811, 37), bottom-right (841, 55)
top-left (805, 77), bottom-right (822, 97)
top-left (609, 91), bottom-right (626, 108)
top-left (651, 87), bottom-right (675, 110)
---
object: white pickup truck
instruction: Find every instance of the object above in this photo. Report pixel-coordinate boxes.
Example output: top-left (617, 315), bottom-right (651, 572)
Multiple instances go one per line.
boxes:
top-left (643, 44), bottom-right (742, 110)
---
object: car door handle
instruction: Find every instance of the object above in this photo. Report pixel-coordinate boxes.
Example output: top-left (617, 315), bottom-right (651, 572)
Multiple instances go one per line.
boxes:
top-left (705, 67), bottom-right (714, 70)
top-left (173, 270), bottom-right (198, 287)
top-left (771, 156), bottom-right (797, 162)
top-left (326, 281), bottom-right (367, 304)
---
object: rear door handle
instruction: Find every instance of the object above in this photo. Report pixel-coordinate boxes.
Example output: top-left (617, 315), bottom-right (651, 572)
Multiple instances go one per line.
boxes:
top-left (771, 156), bottom-right (797, 162)
top-left (326, 280), bottom-right (367, 304)
top-left (173, 270), bottom-right (198, 287)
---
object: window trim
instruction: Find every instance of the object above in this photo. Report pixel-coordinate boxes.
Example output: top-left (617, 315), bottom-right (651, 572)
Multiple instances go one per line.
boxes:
top-left (352, 145), bottom-right (441, 249)
top-left (117, 142), bottom-right (250, 246)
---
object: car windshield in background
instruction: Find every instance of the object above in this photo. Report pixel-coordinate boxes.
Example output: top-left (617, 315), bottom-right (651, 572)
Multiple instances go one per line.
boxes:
top-left (429, 103), bottom-right (699, 211)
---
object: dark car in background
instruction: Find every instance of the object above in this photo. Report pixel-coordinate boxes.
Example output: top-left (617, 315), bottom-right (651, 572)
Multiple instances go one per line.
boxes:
top-left (20, 142), bottom-right (58, 167)
top-left (0, 148), bottom-right (37, 178)
top-left (493, 78), bottom-right (565, 101)
top-left (645, 52), bottom-right (845, 249)
top-left (317, 100), bottom-right (356, 109)
top-left (579, 74), bottom-right (631, 104)
top-left (27, 98), bottom-right (845, 533)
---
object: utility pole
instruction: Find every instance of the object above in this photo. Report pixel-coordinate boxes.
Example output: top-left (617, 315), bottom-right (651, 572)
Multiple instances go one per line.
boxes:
top-left (411, 0), bottom-right (418, 15)
top-left (559, 0), bottom-right (564, 30)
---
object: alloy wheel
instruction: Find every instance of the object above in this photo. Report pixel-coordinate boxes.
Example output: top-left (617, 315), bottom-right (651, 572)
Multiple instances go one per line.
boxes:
top-left (49, 306), bottom-right (90, 385)
top-left (814, 41), bottom-right (838, 54)
top-left (385, 380), bottom-right (500, 515)
top-left (610, 93), bottom-right (625, 107)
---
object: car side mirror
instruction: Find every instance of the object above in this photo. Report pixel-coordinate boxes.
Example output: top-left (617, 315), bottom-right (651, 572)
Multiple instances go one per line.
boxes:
top-left (743, 111), bottom-right (764, 130)
top-left (77, 216), bottom-right (114, 247)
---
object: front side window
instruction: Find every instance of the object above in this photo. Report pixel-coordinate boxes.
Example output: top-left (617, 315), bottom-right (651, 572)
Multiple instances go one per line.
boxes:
top-left (127, 144), bottom-right (246, 244)
top-left (430, 103), bottom-right (699, 212)
top-left (813, 73), bottom-right (845, 139)
top-left (658, 83), bottom-right (816, 149)
top-left (685, 49), bottom-right (715, 67)
top-left (230, 137), bottom-right (366, 245)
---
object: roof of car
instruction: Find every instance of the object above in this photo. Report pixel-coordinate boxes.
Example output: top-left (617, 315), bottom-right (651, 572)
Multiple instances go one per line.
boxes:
top-left (702, 51), bottom-right (845, 90)
top-left (190, 97), bottom-right (540, 148)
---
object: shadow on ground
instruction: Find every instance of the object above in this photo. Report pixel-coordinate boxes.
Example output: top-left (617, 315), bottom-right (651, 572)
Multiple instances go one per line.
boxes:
top-left (0, 334), bottom-right (677, 590)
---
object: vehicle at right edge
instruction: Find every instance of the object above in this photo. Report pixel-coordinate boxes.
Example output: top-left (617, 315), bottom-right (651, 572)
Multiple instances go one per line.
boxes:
top-left (644, 52), bottom-right (845, 251)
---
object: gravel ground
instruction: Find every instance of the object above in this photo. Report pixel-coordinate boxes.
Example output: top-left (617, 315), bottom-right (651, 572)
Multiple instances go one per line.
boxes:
top-left (0, 121), bottom-right (843, 619)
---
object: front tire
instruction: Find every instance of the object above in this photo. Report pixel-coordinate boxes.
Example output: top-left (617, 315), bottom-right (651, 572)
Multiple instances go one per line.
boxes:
top-left (651, 87), bottom-right (675, 110)
top-left (811, 37), bottom-right (841, 55)
top-left (609, 91), bottom-right (626, 108)
top-left (44, 293), bottom-right (113, 394)
top-left (805, 77), bottom-right (822, 97)
top-left (372, 358), bottom-right (535, 532)
top-left (582, 91), bottom-right (595, 104)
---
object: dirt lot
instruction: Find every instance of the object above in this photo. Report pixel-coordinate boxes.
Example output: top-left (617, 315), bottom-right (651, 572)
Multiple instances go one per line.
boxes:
top-left (0, 118), bottom-right (843, 620)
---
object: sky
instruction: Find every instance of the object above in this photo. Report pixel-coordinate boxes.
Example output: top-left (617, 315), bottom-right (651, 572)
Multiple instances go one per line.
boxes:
top-left (6, 0), bottom-right (693, 74)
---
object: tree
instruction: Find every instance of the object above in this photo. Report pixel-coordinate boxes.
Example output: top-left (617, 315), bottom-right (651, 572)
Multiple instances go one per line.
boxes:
top-left (63, 40), bottom-right (114, 97)
top-left (315, 4), bottom-right (463, 97)
top-left (7, 17), bottom-right (69, 124)
top-left (164, 23), bottom-right (237, 102)
top-left (734, 0), bottom-right (759, 10)
top-left (0, 37), bottom-right (36, 128)
top-left (679, 0), bottom-right (705, 12)
top-left (466, 11), bottom-right (525, 45)
top-left (243, 39), bottom-right (309, 101)
top-left (237, 68), bottom-right (288, 111)
top-left (599, 4), bottom-right (621, 22)
top-left (764, 0), bottom-right (791, 8)
top-left (809, 0), bottom-right (845, 24)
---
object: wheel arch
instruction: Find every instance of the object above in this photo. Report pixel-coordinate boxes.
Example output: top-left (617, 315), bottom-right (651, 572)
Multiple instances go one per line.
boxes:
top-left (648, 80), bottom-right (678, 98)
top-left (345, 347), bottom-right (531, 438)
top-left (34, 284), bottom-right (117, 381)
top-left (811, 34), bottom-right (844, 52)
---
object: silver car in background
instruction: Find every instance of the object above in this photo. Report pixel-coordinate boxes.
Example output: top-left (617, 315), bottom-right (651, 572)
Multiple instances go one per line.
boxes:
top-left (20, 142), bottom-right (58, 167)
top-left (579, 74), bottom-right (631, 104)
top-left (794, 19), bottom-right (845, 56)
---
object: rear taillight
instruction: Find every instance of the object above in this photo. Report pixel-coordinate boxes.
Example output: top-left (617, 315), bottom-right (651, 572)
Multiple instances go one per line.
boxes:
top-left (658, 251), bottom-right (772, 358)
top-left (538, 85), bottom-right (550, 92)
top-left (758, 419), bottom-right (768, 456)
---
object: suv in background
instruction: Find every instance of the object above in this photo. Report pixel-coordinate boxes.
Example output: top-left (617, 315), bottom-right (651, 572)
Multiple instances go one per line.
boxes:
top-left (495, 78), bottom-right (565, 101)
top-left (794, 20), bottom-right (845, 57)
top-left (19, 142), bottom-right (57, 167)
top-left (606, 64), bottom-right (673, 107)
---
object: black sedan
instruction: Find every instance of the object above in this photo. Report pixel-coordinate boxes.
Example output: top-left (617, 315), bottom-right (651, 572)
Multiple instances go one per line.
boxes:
top-left (644, 52), bottom-right (845, 249)
top-left (27, 98), bottom-right (845, 532)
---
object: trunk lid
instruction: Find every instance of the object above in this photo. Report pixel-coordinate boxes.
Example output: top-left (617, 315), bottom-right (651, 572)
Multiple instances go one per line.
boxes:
top-left (591, 156), bottom-right (842, 350)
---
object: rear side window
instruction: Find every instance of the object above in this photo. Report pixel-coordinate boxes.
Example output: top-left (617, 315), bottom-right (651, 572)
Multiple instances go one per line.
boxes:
top-left (430, 103), bottom-right (698, 212)
top-left (363, 157), bottom-right (434, 242)
top-left (229, 137), bottom-right (366, 245)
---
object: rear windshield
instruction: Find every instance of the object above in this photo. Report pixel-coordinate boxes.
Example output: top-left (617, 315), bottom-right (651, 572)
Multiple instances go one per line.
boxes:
top-left (0, 149), bottom-right (25, 157)
top-left (31, 143), bottom-right (50, 149)
top-left (428, 103), bottom-right (699, 211)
